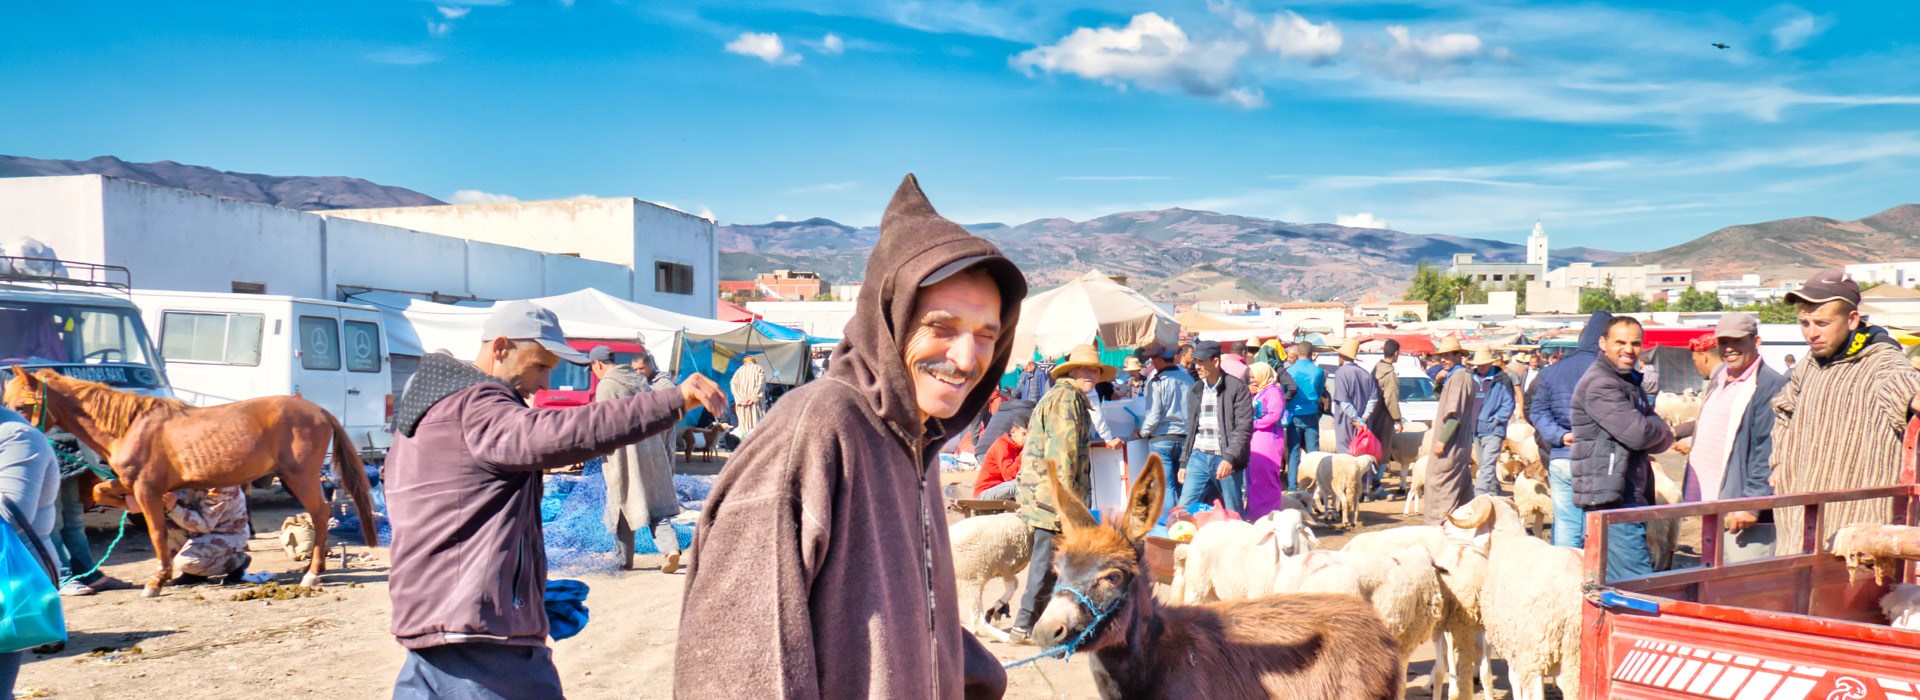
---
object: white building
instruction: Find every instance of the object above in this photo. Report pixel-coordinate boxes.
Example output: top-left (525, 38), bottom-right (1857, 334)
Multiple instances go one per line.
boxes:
top-left (0, 175), bottom-right (716, 316)
top-left (1696, 274), bottom-right (1800, 307)
top-left (1846, 261), bottom-right (1920, 288)
top-left (1456, 290), bottom-right (1519, 322)
top-left (747, 300), bottom-right (856, 339)
top-left (1527, 222), bottom-right (1550, 277)
top-left (1526, 262), bottom-right (1694, 313)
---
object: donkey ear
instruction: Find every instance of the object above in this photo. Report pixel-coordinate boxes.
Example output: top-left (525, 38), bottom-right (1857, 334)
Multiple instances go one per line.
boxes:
top-left (1123, 454), bottom-right (1165, 541)
top-left (1045, 457), bottom-right (1098, 533)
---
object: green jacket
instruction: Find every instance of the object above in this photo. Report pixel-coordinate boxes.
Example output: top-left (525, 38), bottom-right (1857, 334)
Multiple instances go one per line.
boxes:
top-left (1016, 382), bottom-right (1092, 532)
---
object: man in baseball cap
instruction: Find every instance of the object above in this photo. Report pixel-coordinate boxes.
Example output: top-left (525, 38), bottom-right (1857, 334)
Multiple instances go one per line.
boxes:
top-left (385, 302), bottom-right (725, 697)
top-left (1770, 269), bottom-right (1920, 553)
top-left (1668, 311), bottom-right (1786, 562)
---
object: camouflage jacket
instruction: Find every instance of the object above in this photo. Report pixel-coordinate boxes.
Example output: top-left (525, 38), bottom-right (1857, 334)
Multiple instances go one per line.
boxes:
top-left (1016, 382), bottom-right (1092, 532)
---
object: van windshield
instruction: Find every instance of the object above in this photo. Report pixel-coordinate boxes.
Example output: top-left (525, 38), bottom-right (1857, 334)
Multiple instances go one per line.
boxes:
top-left (0, 301), bottom-right (155, 368)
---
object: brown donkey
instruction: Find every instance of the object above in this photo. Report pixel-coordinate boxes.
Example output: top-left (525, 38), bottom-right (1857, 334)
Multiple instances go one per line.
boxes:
top-left (1035, 454), bottom-right (1405, 699)
top-left (5, 367), bottom-right (377, 596)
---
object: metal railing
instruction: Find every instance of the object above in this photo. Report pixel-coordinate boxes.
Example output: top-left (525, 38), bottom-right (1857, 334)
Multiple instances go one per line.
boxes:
top-left (0, 256), bottom-right (133, 296)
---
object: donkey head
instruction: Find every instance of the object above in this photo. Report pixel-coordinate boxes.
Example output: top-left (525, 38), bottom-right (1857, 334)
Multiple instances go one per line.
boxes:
top-left (1033, 453), bottom-right (1165, 652)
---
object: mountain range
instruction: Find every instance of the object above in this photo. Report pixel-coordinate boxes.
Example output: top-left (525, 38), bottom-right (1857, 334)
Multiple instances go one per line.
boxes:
top-left (1628, 204), bottom-right (1920, 285)
top-left (6, 153), bottom-right (1916, 303)
top-left (720, 209), bottom-right (1629, 302)
top-left (0, 154), bottom-right (442, 210)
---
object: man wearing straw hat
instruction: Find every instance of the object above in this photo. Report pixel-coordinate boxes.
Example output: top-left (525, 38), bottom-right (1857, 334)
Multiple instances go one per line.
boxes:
top-left (1465, 345), bottom-right (1516, 497)
top-left (1011, 343), bottom-right (1112, 644)
top-left (1425, 337), bottom-right (1478, 524)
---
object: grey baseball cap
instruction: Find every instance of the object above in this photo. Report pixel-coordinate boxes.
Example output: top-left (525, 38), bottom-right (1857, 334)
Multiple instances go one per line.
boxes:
top-left (481, 301), bottom-right (590, 365)
top-left (588, 345), bottom-right (614, 363)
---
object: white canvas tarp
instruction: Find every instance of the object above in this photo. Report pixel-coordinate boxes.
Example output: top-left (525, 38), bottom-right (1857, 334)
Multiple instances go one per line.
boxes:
top-left (1011, 270), bottom-right (1180, 359)
top-left (350, 288), bottom-right (810, 383)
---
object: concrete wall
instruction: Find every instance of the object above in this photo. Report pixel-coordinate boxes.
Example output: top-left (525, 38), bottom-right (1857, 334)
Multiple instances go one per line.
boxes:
top-left (0, 176), bottom-right (105, 263)
top-left (323, 216), bottom-right (469, 297)
top-left (545, 254), bottom-right (631, 298)
top-left (630, 202), bottom-right (716, 318)
top-left (466, 240), bottom-right (546, 300)
top-left (101, 176), bottom-right (325, 296)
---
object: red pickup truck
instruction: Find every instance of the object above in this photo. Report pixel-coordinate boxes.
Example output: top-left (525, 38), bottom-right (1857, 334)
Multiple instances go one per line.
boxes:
top-left (1581, 422), bottom-right (1920, 698)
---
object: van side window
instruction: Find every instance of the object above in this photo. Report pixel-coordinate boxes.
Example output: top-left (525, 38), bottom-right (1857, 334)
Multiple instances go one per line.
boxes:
top-left (344, 320), bottom-right (382, 373)
top-left (298, 316), bottom-right (341, 371)
top-left (161, 312), bottom-right (264, 366)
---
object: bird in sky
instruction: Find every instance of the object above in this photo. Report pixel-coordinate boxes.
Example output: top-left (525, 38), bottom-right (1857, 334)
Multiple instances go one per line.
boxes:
top-left (1712, 43), bottom-right (1730, 49)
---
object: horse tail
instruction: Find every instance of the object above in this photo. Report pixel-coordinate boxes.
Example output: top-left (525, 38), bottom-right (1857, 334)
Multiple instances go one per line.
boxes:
top-left (327, 413), bottom-right (381, 547)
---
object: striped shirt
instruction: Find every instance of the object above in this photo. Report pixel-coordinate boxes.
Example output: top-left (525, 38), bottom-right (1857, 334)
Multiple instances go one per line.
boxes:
top-left (1193, 379), bottom-right (1222, 454)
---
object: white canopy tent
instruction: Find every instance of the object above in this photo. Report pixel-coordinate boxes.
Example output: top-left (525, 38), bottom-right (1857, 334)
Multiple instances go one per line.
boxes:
top-left (1011, 270), bottom-right (1180, 359)
top-left (350, 288), bottom-right (811, 384)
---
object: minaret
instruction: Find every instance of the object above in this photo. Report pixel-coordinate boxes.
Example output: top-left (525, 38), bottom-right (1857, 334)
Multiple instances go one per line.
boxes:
top-left (1527, 222), bottom-right (1549, 277)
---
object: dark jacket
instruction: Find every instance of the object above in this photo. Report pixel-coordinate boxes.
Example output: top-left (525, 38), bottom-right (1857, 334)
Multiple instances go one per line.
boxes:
top-left (1683, 363), bottom-right (1789, 513)
top-left (676, 175), bottom-right (1022, 700)
top-left (1570, 357), bottom-right (1675, 509)
top-left (1530, 311), bottom-right (1613, 461)
top-left (1182, 373), bottom-right (1255, 470)
top-left (385, 352), bottom-right (684, 650)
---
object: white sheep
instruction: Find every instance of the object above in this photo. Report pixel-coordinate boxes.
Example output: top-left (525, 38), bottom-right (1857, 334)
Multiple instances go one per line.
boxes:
top-left (1298, 451), bottom-right (1374, 529)
top-left (1883, 583), bottom-right (1920, 630)
top-left (1388, 423), bottom-right (1430, 493)
top-left (1511, 467), bottom-right (1552, 541)
top-left (1402, 455), bottom-right (1428, 517)
top-left (1655, 391), bottom-right (1702, 427)
top-left (1283, 544), bottom-right (1446, 685)
top-left (1438, 496), bottom-right (1584, 700)
top-left (946, 512), bottom-right (1032, 642)
top-left (1503, 420), bottom-right (1543, 476)
top-left (1170, 509), bottom-right (1316, 604)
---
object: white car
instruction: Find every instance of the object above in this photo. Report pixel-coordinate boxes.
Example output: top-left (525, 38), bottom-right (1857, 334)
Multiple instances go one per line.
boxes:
top-left (1395, 369), bottom-right (1438, 428)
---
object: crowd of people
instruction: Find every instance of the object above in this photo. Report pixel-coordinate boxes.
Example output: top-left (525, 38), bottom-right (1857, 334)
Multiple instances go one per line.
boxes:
top-left (4, 167), bottom-right (1920, 700)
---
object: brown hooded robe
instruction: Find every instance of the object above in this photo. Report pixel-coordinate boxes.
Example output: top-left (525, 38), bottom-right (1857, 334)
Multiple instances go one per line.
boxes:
top-left (675, 175), bottom-right (1027, 699)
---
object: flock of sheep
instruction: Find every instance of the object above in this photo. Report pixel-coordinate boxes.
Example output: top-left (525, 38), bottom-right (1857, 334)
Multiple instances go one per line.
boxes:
top-left (948, 394), bottom-right (1723, 698)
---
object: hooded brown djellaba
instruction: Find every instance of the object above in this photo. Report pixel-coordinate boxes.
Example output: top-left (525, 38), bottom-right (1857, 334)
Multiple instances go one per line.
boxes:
top-left (674, 174), bottom-right (1028, 699)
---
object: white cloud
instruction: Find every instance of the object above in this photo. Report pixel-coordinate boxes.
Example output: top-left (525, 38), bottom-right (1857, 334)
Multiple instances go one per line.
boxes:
top-left (1376, 25), bottom-right (1484, 80)
top-left (448, 189), bottom-right (519, 204)
top-left (1336, 212), bottom-right (1388, 229)
top-left (725, 32), bottom-right (802, 65)
top-left (821, 33), bottom-right (845, 55)
top-left (366, 48), bottom-right (441, 65)
top-left (698, 206), bottom-right (716, 222)
top-left (1770, 9), bottom-right (1827, 52)
top-left (773, 214), bottom-right (791, 221)
top-left (428, 21), bottom-right (455, 37)
top-left (435, 6), bottom-right (471, 20)
top-left (1255, 10), bottom-right (1343, 63)
top-left (1059, 175), bottom-right (1172, 181)
top-left (1012, 13), bottom-right (1258, 108)
top-left (785, 181), bottom-right (858, 195)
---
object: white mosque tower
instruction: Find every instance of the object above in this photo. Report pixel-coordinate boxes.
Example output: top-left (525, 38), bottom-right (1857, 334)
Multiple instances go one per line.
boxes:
top-left (1527, 222), bottom-right (1549, 277)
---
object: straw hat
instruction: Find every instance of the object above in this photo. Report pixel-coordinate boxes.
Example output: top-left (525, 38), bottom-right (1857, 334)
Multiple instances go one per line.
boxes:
top-left (1122, 355), bottom-right (1144, 372)
top-left (1336, 338), bottom-right (1361, 361)
top-left (1050, 344), bottom-right (1117, 382)
top-left (1433, 337), bottom-right (1465, 355)
top-left (1243, 336), bottom-right (1264, 350)
top-left (1464, 345), bottom-right (1498, 366)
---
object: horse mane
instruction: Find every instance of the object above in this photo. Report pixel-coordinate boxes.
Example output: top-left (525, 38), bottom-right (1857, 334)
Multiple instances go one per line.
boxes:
top-left (39, 370), bottom-right (191, 439)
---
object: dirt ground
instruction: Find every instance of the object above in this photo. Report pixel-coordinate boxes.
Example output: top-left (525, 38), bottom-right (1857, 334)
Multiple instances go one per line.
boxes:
top-left (15, 452), bottom-right (1698, 699)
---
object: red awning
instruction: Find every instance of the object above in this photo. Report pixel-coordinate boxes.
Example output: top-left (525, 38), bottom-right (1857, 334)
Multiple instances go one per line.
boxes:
top-left (1641, 327), bottom-right (1714, 349)
top-left (1358, 333), bottom-right (1436, 355)
top-left (717, 299), bottom-right (760, 322)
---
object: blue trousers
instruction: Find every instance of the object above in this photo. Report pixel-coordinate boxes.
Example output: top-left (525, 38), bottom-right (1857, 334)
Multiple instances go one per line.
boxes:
top-left (393, 643), bottom-right (564, 700)
top-left (1597, 486), bottom-right (1654, 582)
top-left (1147, 439), bottom-right (1186, 516)
top-left (54, 477), bottom-right (101, 584)
top-left (1284, 415), bottom-right (1320, 492)
top-left (1473, 434), bottom-right (1505, 497)
top-left (1548, 458), bottom-right (1584, 548)
top-left (1178, 450), bottom-right (1246, 514)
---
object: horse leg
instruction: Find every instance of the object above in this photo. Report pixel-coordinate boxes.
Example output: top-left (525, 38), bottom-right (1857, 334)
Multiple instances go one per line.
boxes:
top-left (280, 466), bottom-right (333, 588)
top-left (133, 479), bottom-right (173, 598)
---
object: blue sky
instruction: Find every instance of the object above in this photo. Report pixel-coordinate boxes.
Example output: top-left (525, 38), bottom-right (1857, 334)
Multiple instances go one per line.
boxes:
top-left (3, 1), bottom-right (1917, 252)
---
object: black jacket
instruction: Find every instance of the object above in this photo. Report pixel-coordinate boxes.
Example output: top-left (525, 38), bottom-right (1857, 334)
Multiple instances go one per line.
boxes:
top-left (1570, 357), bottom-right (1675, 509)
top-left (1182, 373), bottom-right (1254, 470)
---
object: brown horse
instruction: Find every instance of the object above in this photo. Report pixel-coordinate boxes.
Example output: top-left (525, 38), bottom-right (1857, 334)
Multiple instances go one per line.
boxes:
top-left (4, 367), bottom-right (377, 596)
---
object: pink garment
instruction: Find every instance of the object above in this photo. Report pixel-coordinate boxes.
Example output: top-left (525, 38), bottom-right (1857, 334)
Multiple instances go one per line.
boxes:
top-left (1244, 383), bottom-right (1289, 521)
top-left (1689, 361), bottom-right (1760, 501)
top-left (1222, 353), bottom-right (1249, 381)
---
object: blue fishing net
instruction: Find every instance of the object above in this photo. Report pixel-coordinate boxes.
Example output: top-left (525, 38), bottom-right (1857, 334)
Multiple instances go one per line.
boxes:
top-left (329, 464), bottom-right (393, 547)
top-left (539, 460), bottom-right (713, 575)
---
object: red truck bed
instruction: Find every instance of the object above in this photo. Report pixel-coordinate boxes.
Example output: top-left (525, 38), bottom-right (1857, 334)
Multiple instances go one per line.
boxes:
top-left (1582, 423), bottom-right (1920, 698)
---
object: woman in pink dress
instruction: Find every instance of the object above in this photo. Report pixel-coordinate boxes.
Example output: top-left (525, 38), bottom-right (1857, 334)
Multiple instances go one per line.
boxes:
top-left (1244, 362), bottom-right (1290, 520)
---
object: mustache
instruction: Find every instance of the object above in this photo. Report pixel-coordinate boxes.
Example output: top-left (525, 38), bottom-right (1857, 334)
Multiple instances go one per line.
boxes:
top-left (914, 359), bottom-right (981, 384)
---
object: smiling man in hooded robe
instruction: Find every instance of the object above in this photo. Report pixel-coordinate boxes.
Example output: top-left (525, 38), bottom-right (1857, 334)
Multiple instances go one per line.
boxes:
top-left (675, 175), bottom-right (1027, 699)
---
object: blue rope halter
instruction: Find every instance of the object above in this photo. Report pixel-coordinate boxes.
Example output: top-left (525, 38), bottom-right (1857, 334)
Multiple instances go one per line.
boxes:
top-left (1002, 584), bottom-right (1123, 670)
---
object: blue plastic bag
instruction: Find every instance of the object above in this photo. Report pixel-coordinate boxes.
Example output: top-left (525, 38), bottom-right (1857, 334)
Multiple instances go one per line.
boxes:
top-left (0, 508), bottom-right (65, 653)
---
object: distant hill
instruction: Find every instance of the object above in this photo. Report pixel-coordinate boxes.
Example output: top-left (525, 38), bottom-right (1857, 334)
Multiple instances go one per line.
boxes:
top-left (0, 154), bottom-right (443, 210)
top-left (721, 208), bottom-right (1625, 302)
top-left (1629, 204), bottom-right (1920, 283)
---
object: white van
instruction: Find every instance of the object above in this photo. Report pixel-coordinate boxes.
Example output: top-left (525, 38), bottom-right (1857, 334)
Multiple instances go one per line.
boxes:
top-left (130, 291), bottom-right (393, 461)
